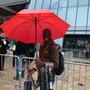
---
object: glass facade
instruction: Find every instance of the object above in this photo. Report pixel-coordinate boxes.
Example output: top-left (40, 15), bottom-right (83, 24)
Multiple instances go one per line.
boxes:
top-left (28, 0), bottom-right (90, 49)
top-left (28, 0), bottom-right (90, 34)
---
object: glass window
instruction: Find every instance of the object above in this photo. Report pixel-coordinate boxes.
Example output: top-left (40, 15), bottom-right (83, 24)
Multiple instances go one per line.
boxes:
top-left (88, 5), bottom-right (90, 28)
top-left (87, 26), bottom-right (90, 30)
top-left (66, 31), bottom-right (74, 34)
top-left (28, 0), bottom-right (36, 9)
top-left (76, 6), bottom-right (88, 27)
top-left (68, 0), bottom-right (77, 7)
top-left (78, 0), bottom-right (88, 6)
top-left (51, 0), bottom-right (68, 9)
top-left (60, 0), bottom-right (68, 8)
top-left (50, 0), bottom-right (58, 9)
top-left (67, 7), bottom-right (76, 26)
top-left (42, 0), bottom-right (51, 9)
top-left (87, 31), bottom-right (90, 34)
top-left (51, 0), bottom-right (58, 7)
top-left (51, 9), bottom-right (58, 14)
top-left (51, 0), bottom-right (59, 5)
top-left (75, 31), bottom-right (86, 34)
top-left (35, 0), bottom-right (44, 9)
top-left (68, 26), bottom-right (75, 31)
top-left (58, 8), bottom-right (67, 20)
top-left (75, 26), bottom-right (87, 31)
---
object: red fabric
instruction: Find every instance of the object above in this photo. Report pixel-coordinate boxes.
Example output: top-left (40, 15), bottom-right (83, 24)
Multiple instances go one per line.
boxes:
top-left (28, 68), bottom-right (37, 75)
top-left (0, 9), bottom-right (70, 44)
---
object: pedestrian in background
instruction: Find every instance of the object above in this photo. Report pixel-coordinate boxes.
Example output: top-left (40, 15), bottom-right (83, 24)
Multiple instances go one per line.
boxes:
top-left (14, 41), bottom-right (26, 80)
top-left (85, 44), bottom-right (90, 59)
top-left (0, 36), bottom-right (9, 71)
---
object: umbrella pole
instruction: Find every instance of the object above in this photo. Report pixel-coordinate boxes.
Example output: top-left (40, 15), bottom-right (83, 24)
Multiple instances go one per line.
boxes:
top-left (35, 17), bottom-right (37, 45)
top-left (34, 17), bottom-right (38, 58)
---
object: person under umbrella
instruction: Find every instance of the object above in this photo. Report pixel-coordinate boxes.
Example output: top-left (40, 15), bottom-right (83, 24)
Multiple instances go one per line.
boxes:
top-left (35, 28), bottom-right (59, 89)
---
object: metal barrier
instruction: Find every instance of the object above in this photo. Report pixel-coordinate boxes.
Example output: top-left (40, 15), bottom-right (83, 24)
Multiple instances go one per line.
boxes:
top-left (0, 54), bottom-right (36, 90)
top-left (54, 60), bottom-right (90, 90)
top-left (0, 54), bottom-right (21, 90)
top-left (17, 56), bottom-right (90, 90)
top-left (62, 49), bottom-right (89, 59)
top-left (0, 54), bottom-right (90, 90)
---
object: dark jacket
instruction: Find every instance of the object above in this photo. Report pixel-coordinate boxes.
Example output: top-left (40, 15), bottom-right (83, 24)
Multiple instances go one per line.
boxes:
top-left (15, 42), bottom-right (26, 55)
top-left (15, 42), bottom-right (35, 57)
top-left (39, 43), bottom-right (59, 69)
top-left (0, 39), bottom-right (7, 54)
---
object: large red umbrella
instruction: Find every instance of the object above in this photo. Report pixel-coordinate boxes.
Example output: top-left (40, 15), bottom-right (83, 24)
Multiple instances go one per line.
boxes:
top-left (0, 9), bottom-right (70, 45)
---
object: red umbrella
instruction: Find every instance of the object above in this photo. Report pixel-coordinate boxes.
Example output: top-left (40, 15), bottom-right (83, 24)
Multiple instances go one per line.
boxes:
top-left (0, 9), bottom-right (70, 45)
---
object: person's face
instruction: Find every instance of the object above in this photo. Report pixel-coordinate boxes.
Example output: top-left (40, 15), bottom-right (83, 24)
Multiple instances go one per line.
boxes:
top-left (43, 32), bottom-right (51, 43)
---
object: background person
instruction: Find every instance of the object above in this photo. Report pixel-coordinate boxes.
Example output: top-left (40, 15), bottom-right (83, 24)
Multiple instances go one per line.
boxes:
top-left (14, 41), bottom-right (26, 80)
top-left (14, 41), bottom-right (36, 80)
top-left (0, 36), bottom-right (9, 71)
top-left (85, 44), bottom-right (90, 59)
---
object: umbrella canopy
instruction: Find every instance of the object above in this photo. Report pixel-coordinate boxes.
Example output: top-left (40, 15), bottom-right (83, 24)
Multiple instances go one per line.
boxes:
top-left (0, 9), bottom-right (70, 45)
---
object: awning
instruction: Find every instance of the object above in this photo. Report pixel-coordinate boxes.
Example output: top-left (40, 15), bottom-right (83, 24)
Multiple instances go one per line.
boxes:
top-left (0, 0), bottom-right (30, 19)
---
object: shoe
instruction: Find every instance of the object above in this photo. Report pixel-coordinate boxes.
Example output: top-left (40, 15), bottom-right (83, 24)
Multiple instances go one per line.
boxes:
top-left (13, 77), bottom-right (19, 80)
top-left (0, 69), bottom-right (4, 71)
top-left (2, 68), bottom-right (5, 70)
top-left (21, 76), bottom-right (24, 78)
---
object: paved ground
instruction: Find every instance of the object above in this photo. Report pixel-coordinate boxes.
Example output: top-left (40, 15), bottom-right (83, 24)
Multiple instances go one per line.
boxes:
top-left (0, 56), bottom-right (90, 90)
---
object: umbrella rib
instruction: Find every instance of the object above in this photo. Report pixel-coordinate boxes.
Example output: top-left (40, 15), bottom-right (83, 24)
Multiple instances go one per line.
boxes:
top-left (17, 14), bottom-right (40, 24)
top-left (38, 21), bottom-right (43, 30)
top-left (7, 21), bottom-right (34, 37)
top-left (39, 15), bottom-right (55, 21)
top-left (40, 20), bottom-right (58, 29)
top-left (17, 14), bottom-right (34, 21)
top-left (39, 20), bottom-right (64, 35)
top-left (16, 15), bottom-right (35, 25)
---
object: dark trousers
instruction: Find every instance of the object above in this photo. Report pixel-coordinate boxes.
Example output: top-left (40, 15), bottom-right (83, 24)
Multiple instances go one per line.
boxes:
top-left (0, 56), bottom-right (5, 71)
top-left (16, 69), bottom-right (25, 80)
top-left (39, 67), bottom-right (55, 90)
top-left (12, 57), bottom-right (15, 67)
top-left (15, 55), bottom-right (25, 80)
top-left (85, 51), bottom-right (90, 58)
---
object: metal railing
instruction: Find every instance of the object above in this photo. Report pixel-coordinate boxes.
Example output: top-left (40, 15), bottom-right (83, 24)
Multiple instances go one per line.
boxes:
top-left (55, 61), bottom-right (90, 90)
top-left (62, 48), bottom-right (90, 59)
top-left (0, 53), bottom-right (90, 90)
top-left (0, 54), bottom-right (21, 90)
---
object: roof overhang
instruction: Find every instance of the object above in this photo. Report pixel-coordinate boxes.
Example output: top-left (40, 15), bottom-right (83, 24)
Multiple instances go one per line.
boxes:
top-left (0, 0), bottom-right (29, 6)
top-left (0, 0), bottom-right (30, 19)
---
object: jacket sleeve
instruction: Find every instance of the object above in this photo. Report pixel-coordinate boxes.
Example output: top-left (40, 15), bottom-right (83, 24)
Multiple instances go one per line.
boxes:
top-left (51, 45), bottom-right (59, 69)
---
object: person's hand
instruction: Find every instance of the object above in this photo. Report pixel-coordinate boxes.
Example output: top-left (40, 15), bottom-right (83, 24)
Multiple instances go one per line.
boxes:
top-left (28, 67), bottom-right (37, 75)
top-left (35, 59), bottom-right (45, 69)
